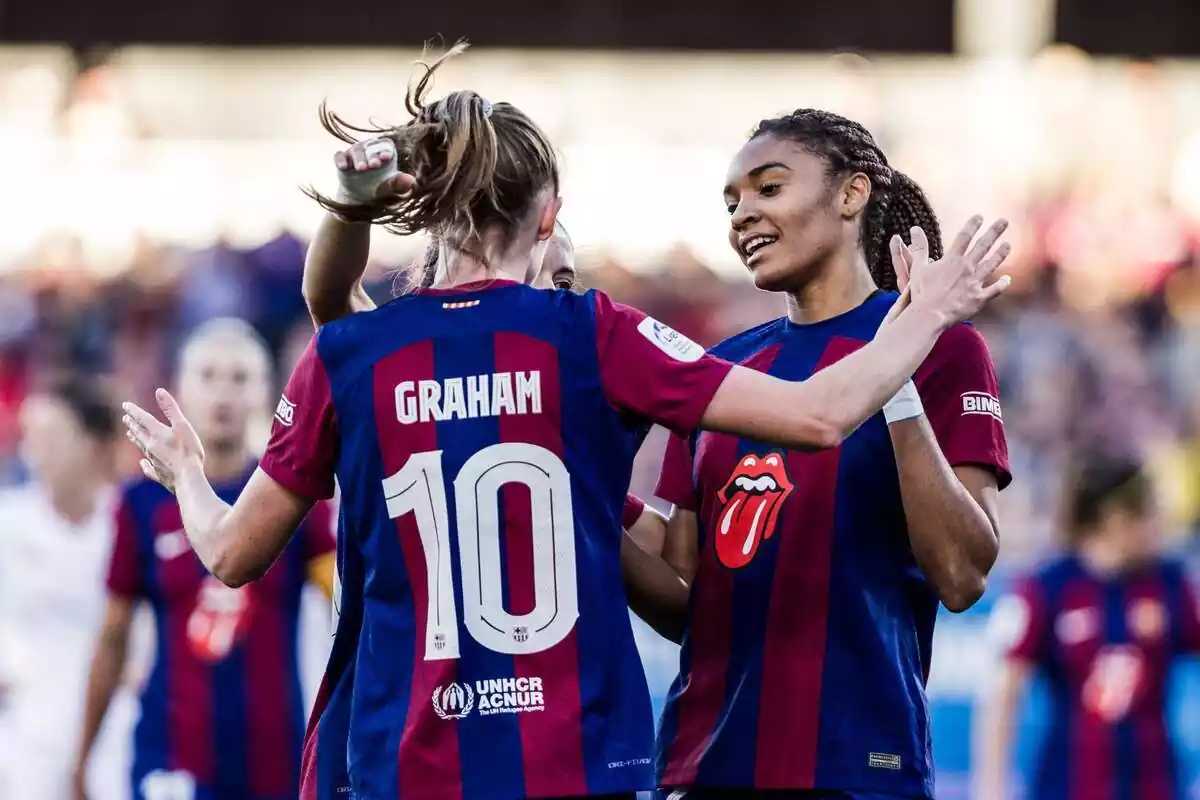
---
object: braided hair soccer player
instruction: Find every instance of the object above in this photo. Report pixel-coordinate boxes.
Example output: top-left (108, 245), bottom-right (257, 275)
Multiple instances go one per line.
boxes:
top-left (625, 110), bottom-right (1013, 800)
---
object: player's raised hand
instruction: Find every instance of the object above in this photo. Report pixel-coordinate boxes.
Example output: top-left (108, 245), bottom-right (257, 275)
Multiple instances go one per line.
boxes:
top-left (122, 389), bottom-right (205, 494)
top-left (900, 216), bottom-right (1012, 327)
top-left (333, 136), bottom-right (418, 205)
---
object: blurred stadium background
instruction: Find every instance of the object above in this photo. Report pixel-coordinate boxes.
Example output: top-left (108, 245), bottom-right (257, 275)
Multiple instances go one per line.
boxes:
top-left (0, 0), bottom-right (1199, 796)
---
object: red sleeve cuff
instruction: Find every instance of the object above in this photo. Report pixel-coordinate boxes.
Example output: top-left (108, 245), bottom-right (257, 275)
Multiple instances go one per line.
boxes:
top-left (622, 494), bottom-right (646, 530)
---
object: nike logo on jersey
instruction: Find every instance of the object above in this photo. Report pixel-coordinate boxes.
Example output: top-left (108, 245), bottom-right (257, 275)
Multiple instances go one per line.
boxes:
top-left (395, 371), bottom-right (542, 425)
top-left (715, 452), bottom-right (794, 569)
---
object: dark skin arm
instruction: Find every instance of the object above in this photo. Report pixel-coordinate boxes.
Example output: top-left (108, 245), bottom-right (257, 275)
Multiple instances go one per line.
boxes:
top-left (891, 419), bottom-right (1000, 611)
top-left (621, 504), bottom-right (688, 642)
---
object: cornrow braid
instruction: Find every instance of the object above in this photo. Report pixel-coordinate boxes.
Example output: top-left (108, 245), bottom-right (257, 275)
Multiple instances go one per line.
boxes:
top-left (750, 109), bottom-right (942, 291)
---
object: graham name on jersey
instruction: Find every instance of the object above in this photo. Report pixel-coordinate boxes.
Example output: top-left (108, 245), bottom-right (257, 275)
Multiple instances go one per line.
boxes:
top-left (396, 370), bottom-right (542, 425)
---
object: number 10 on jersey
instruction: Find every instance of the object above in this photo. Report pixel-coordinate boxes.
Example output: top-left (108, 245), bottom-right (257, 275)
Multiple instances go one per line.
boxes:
top-left (382, 443), bottom-right (580, 661)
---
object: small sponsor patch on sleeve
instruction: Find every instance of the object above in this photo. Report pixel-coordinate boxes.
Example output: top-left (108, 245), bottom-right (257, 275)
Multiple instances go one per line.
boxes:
top-left (636, 316), bottom-right (703, 363)
top-left (961, 391), bottom-right (1002, 422)
top-left (274, 395), bottom-right (296, 427)
top-left (868, 752), bottom-right (902, 770)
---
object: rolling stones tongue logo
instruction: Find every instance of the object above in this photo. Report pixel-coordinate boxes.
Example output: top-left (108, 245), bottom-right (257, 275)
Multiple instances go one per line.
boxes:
top-left (186, 576), bottom-right (254, 662)
top-left (715, 452), bottom-right (794, 569)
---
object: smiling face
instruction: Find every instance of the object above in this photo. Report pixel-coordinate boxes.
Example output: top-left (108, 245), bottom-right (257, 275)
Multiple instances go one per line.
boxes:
top-left (724, 134), bottom-right (866, 293)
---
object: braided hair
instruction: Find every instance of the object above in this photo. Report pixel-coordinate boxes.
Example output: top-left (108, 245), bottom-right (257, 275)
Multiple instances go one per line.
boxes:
top-left (750, 109), bottom-right (942, 291)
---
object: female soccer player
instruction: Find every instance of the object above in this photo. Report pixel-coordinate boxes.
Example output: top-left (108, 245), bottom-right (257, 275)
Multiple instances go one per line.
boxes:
top-left (0, 376), bottom-right (130, 800)
top-left (74, 319), bottom-right (335, 800)
top-left (298, 166), bottom-right (667, 798)
top-left (120, 45), bottom-right (1008, 800)
top-left (977, 455), bottom-right (1200, 800)
top-left (636, 110), bottom-right (1013, 800)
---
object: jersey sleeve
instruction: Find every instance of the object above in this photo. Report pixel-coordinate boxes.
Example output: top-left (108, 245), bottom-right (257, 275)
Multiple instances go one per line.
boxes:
top-left (592, 291), bottom-right (733, 434)
top-left (913, 323), bottom-right (1012, 489)
top-left (106, 495), bottom-right (145, 599)
top-left (654, 432), bottom-right (697, 511)
top-left (260, 335), bottom-right (339, 501)
top-left (990, 578), bottom-right (1049, 664)
top-left (622, 494), bottom-right (646, 530)
top-left (301, 499), bottom-right (338, 563)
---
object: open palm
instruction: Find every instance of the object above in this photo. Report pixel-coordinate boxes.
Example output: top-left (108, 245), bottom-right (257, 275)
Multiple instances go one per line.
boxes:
top-left (122, 389), bottom-right (205, 494)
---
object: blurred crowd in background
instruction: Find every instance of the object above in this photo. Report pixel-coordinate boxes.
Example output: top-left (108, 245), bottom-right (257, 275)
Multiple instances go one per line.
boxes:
top-left (0, 48), bottom-right (1199, 570)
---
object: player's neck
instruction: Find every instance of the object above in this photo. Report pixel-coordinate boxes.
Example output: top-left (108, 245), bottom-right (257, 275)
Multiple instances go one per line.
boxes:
top-left (435, 241), bottom-right (531, 288)
top-left (203, 441), bottom-right (250, 482)
top-left (785, 249), bottom-right (877, 325)
top-left (46, 476), bottom-right (107, 526)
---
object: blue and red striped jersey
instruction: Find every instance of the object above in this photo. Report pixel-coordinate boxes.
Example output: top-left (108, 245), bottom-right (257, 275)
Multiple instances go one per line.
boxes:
top-left (653, 291), bottom-right (1010, 797)
top-left (997, 554), bottom-right (1200, 800)
top-left (300, 492), bottom-right (652, 800)
top-left (106, 467), bottom-right (335, 799)
top-left (261, 279), bottom-right (734, 800)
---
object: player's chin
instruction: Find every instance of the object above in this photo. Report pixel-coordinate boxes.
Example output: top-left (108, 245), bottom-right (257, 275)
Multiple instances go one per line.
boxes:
top-left (746, 257), bottom-right (794, 293)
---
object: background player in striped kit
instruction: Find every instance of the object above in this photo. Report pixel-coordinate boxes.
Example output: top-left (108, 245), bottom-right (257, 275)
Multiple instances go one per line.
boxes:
top-left (977, 454), bottom-right (1200, 800)
top-left (74, 320), bottom-right (336, 800)
top-left (636, 110), bottom-right (1012, 799)
top-left (118, 44), bottom-right (1010, 800)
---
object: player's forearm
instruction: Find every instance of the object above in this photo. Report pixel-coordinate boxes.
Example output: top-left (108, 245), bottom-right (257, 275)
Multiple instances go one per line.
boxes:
top-left (621, 533), bottom-right (689, 644)
top-left (891, 418), bottom-right (997, 612)
top-left (795, 305), bottom-right (946, 444)
top-left (303, 213), bottom-right (375, 326)
top-left (173, 458), bottom-right (244, 585)
top-left (75, 619), bottom-right (129, 769)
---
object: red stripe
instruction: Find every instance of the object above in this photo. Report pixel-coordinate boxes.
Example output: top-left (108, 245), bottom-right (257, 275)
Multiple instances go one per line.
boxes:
top-left (1058, 578), bottom-right (1111, 800)
top-left (153, 500), bottom-right (215, 784)
top-left (1128, 576), bottom-right (1173, 800)
top-left (299, 669), bottom-right (334, 800)
top-left (374, 341), bottom-right (464, 800)
top-left (243, 568), bottom-right (294, 795)
top-left (662, 344), bottom-right (783, 786)
top-left (494, 332), bottom-right (588, 798)
top-left (753, 337), bottom-right (855, 788)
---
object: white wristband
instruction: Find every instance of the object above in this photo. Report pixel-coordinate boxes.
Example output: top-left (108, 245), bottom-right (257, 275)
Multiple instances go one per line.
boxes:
top-left (336, 138), bottom-right (399, 204)
top-left (883, 380), bottom-right (924, 424)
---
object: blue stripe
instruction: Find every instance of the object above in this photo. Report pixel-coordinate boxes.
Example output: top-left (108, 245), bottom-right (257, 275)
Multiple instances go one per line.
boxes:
top-left (1105, 582), bottom-right (1136, 800)
top-left (317, 512), bottom-right (363, 799)
top-left (323, 345), bottom-right (414, 800)
top-left (212, 640), bottom-right (250, 792)
top-left (284, 546), bottom-right (306, 795)
top-left (132, 487), bottom-right (172, 788)
top-left (434, 333), bottom-right (526, 800)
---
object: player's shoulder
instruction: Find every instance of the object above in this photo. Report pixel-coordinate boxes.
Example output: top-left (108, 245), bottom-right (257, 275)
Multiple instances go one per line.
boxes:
top-left (0, 484), bottom-right (43, 527)
top-left (707, 316), bottom-right (787, 362)
top-left (915, 322), bottom-right (994, 376)
top-left (1026, 553), bottom-right (1085, 593)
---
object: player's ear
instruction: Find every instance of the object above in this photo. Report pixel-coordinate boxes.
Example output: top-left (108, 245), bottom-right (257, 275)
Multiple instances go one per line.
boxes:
top-left (536, 195), bottom-right (563, 242)
top-left (839, 172), bottom-right (871, 220)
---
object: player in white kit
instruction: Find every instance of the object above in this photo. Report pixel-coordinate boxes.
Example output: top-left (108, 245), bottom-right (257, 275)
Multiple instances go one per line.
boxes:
top-left (0, 376), bottom-right (137, 800)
